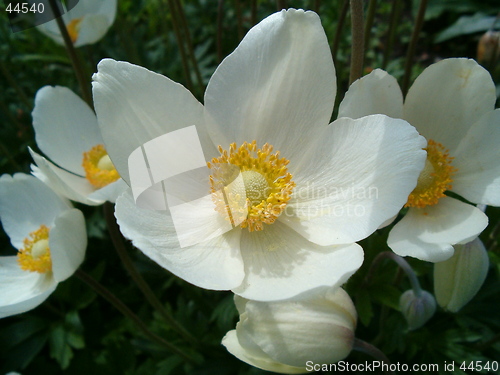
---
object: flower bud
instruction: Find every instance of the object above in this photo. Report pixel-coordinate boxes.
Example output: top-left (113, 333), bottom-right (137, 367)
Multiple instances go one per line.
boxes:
top-left (434, 238), bottom-right (489, 313)
top-left (399, 289), bottom-right (436, 330)
top-left (222, 287), bottom-right (357, 374)
top-left (477, 31), bottom-right (500, 64)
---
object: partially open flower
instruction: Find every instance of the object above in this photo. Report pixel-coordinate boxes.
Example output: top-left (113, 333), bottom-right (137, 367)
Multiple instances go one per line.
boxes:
top-left (30, 86), bottom-right (126, 206)
top-left (339, 59), bottom-right (499, 262)
top-left (36, 0), bottom-right (117, 47)
top-left (399, 289), bottom-right (436, 330)
top-left (0, 174), bottom-right (86, 318)
top-left (222, 287), bottom-right (357, 373)
top-left (434, 238), bottom-right (489, 312)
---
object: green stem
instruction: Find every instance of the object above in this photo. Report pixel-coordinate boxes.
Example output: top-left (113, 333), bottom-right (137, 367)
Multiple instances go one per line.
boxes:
top-left (0, 60), bottom-right (32, 110)
top-left (166, 0), bottom-right (193, 91)
top-left (349, 0), bottom-right (364, 84)
top-left (382, 0), bottom-right (401, 69)
top-left (401, 0), bottom-right (428, 96)
top-left (75, 269), bottom-right (196, 362)
top-left (174, 0), bottom-right (204, 95)
top-left (216, 0), bottom-right (224, 63)
top-left (364, 0), bottom-right (377, 55)
top-left (103, 203), bottom-right (198, 345)
top-left (366, 251), bottom-right (423, 296)
top-left (47, 0), bottom-right (92, 107)
top-left (331, 0), bottom-right (349, 62)
top-left (353, 338), bottom-right (395, 375)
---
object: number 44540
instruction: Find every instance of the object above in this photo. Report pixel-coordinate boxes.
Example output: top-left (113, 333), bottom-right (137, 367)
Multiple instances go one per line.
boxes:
top-left (6, 2), bottom-right (45, 13)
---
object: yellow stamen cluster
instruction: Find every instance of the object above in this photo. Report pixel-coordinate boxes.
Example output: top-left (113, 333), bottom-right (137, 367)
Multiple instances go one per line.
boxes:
top-left (17, 225), bottom-right (52, 273)
top-left (406, 139), bottom-right (457, 208)
top-left (82, 144), bottom-right (120, 188)
top-left (67, 18), bottom-right (83, 43)
top-left (208, 141), bottom-right (295, 232)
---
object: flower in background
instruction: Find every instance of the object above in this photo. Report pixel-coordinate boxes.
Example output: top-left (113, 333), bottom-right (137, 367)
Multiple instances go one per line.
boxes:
top-left (222, 287), bottom-right (357, 373)
top-left (339, 58), bottom-right (500, 262)
top-left (36, 0), bottom-right (117, 47)
top-left (30, 86), bottom-right (126, 206)
top-left (0, 174), bottom-right (86, 319)
top-left (399, 289), bottom-right (436, 330)
top-left (434, 237), bottom-right (489, 312)
top-left (93, 9), bottom-right (426, 301)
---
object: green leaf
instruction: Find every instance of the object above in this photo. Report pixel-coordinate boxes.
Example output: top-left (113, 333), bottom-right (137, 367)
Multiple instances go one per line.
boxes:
top-left (435, 13), bottom-right (497, 43)
top-left (355, 289), bottom-right (373, 326)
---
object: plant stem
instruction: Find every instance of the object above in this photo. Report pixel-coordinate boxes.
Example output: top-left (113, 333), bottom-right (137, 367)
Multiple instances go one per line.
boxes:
top-left (349, 0), bottom-right (364, 84)
top-left (382, 0), bottom-right (401, 69)
top-left (47, 0), bottom-right (92, 107)
top-left (331, 0), bottom-right (349, 62)
top-left (366, 251), bottom-right (423, 296)
top-left (103, 202), bottom-right (198, 345)
top-left (402, 0), bottom-right (428, 96)
top-left (0, 60), bottom-right (32, 110)
top-left (353, 338), bottom-right (395, 374)
top-left (75, 269), bottom-right (195, 362)
top-left (364, 0), bottom-right (377, 55)
top-left (165, 0), bottom-right (193, 91)
top-left (174, 0), bottom-right (204, 95)
top-left (217, 0), bottom-right (224, 63)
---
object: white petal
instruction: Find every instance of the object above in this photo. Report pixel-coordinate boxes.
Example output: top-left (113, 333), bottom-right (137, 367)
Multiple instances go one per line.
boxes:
top-left (115, 189), bottom-right (244, 290)
top-left (404, 58), bottom-right (496, 153)
top-left (204, 9), bottom-right (335, 152)
top-left (92, 59), bottom-right (212, 184)
top-left (0, 174), bottom-right (70, 249)
top-left (452, 109), bottom-right (500, 206)
top-left (33, 86), bottom-right (102, 175)
top-left (0, 257), bottom-right (57, 318)
top-left (30, 150), bottom-right (100, 206)
top-left (388, 197), bottom-right (488, 262)
top-left (232, 221), bottom-right (363, 301)
top-left (74, 15), bottom-right (113, 47)
top-left (50, 209), bottom-right (87, 283)
top-left (282, 115), bottom-right (426, 245)
top-left (338, 69), bottom-right (403, 119)
top-left (87, 178), bottom-right (128, 203)
top-left (222, 330), bottom-right (306, 374)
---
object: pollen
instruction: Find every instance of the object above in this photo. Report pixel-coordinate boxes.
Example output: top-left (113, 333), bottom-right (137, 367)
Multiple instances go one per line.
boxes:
top-left (405, 139), bottom-right (457, 208)
top-left (67, 18), bottom-right (83, 44)
top-left (82, 144), bottom-right (120, 188)
top-left (208, 141), bottom-right (295, 232)
top-left (17, 225), bottom-right (52, 274)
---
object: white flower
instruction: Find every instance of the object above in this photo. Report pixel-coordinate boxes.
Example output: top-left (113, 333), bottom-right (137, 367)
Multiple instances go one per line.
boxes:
top-left (0, 174), bottom-right (86, 319)
top-left (222, 287), bottom-right (357, 373)
top-left (30, 86), bottom-right (126, 206)
top-left (36, 0), bottom-right (117, 47)
top-left (339, 58), bottom-right (499, 262)
top-left (92, 9), bottom-right (426, 301)
top-left (434, 237), bottom-right (489, 312)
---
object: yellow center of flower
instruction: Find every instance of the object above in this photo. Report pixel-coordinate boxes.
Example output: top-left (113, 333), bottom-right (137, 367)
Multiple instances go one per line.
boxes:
top-left (82, 144), bottom-right (120, 188)
top-left (208, 141), bottom-right (295, 232)
top-left (67, 18), bottom-right (83, 43)
top-left (17, 225), bottom-right (52, 273)
top-left (405, 139), bottom-right (456, 208)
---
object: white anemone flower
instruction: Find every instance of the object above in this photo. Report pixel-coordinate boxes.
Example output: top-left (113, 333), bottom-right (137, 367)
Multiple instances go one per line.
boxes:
top-left (222, 287), bottom-right (357, 373)
top-left (339, 58), bottom-right (499, 262)
top-left (92, 9), bottom-right (426, 301)
top-left (36, 0), bottom-right (117, 47)
top-left (0, 174), bottom-right (86, 319)
top-left (30, 85), bottom-right (126, 206)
